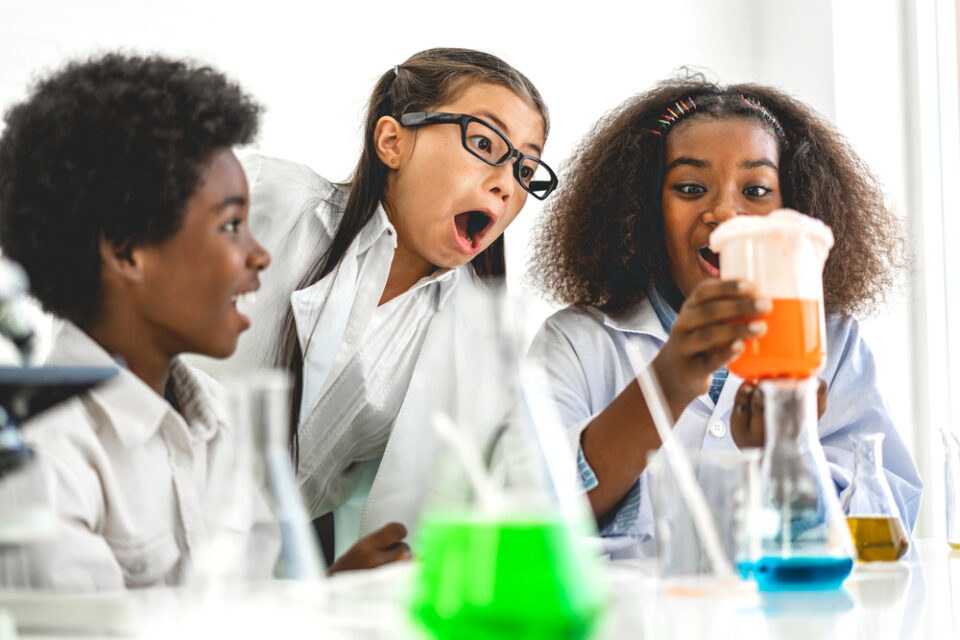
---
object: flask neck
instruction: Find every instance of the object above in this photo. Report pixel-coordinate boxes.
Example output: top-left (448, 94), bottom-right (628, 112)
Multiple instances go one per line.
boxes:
top-left (851, 434), bottom-right (885, 482)
top-left (759, 377), bottom-right (819, 452)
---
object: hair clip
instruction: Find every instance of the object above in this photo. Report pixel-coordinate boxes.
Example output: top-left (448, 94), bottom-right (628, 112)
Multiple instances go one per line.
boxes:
top-left (739, 93), bottom-right (788, 144)
top-left (393, 65), bottom-right (400, 77)
top-left (650, 97), bottom-right (697, 136)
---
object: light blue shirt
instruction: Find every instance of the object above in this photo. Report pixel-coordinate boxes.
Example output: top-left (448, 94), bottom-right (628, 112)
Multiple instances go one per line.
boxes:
top-left (532, 297), bottom-right (923, 543)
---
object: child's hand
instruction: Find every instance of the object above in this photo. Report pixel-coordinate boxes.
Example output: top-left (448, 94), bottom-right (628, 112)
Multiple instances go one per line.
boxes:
top-left (652, 280), bottom-right (770, 415)
top-left (731, 378), bottom-right (829, 448)
top-left (328, 522), bottom-right (410, 574)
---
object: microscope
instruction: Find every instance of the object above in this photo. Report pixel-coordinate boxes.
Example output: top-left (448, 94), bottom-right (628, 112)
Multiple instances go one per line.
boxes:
top-left (0, 256), bottom-right (117, 476)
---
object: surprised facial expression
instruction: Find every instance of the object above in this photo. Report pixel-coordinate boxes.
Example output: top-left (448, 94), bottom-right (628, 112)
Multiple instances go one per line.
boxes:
top-left (661, 116), bottom-right (784, 298)
top-left (382, 82), bottom-right (546, 276)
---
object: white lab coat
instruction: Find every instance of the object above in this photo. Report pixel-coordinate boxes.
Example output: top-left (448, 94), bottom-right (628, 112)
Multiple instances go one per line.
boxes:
top-left (200, 155), bottom-right (511, 542)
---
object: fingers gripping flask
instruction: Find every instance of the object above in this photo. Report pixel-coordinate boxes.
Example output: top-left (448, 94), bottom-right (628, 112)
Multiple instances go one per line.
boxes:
top-left (710, 209), bottom-right (834, 381)
top-left (841, 433), bottom-right (910, 562)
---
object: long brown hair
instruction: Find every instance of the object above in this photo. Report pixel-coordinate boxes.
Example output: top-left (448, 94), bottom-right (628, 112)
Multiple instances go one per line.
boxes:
top-left (277, 48), bottom-right (549, 460)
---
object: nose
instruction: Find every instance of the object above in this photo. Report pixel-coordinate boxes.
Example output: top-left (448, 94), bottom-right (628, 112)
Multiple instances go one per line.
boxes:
top-left (486, 159), bottom-right (520, 202)
top-left (704, 187), bottom-right (744, 226)
top-left (246, 235), bottom-right (271, 271)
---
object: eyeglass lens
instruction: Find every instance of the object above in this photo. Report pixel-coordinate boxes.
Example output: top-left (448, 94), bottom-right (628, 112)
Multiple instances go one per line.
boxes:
top-left (463, 119), bottom-right (553, 196)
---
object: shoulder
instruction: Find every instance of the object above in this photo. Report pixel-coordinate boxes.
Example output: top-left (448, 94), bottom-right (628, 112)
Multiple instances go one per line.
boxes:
top-left (242, 153), bottom-right (338, 201)
top-left (241, 153), bottom-right (346, 247)
top-left (531, 304), bottom-right (614, 362)
top-left (822, 313), bottom-right (875, 385)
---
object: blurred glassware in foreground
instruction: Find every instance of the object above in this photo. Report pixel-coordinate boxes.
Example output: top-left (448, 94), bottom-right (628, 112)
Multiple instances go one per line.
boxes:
top-left (188, 369), bottom-right (324, 595)
top-left (409, 288), bottom-right (604, 640)
top-left (743, 378), bottom-right (855, 591)
top-left (941, 428), bottom-right (960, 550)
top-left (648, 448), bottom-right (762, 583)
top-left (841, 433), bottom-right (910, 562)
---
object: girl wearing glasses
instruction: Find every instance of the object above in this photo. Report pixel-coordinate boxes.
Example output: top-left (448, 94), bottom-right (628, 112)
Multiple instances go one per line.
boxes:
top-left (209, 48), bottom-right (555, 564)
top-left (529, 76), bottom-right (922, 547)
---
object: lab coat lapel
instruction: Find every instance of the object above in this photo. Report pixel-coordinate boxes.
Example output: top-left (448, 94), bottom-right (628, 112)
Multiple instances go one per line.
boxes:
top-left (357, 275), bottom-right (510, 540)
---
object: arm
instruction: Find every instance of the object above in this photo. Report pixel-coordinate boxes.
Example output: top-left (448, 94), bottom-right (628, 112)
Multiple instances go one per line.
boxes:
top-left (0, 447), bottom-right (124, 592)
top-left (535, 280), bottom-right (770, 524)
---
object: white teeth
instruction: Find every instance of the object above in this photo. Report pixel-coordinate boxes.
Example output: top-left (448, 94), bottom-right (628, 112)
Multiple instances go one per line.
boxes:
top-left (232, 292), bottom-right (258, 305)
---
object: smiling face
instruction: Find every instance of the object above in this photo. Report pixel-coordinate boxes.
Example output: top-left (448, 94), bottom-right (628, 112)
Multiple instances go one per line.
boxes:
top-left (134, 148), bottom-right (270, 358)
top-left (661, 115), bottom-right (784, 298)
top-left (381, 82), bottom-right (546, 274)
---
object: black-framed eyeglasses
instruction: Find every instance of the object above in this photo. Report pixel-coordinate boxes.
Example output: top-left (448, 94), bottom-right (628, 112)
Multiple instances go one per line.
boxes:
top-left (397, 111), bottom-right (558, 200)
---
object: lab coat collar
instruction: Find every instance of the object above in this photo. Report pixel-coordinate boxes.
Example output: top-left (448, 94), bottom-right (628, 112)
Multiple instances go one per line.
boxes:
top-left (591, 296), bottom-right (670, 343)
top-left (45, 322), bottom-right (224, 450)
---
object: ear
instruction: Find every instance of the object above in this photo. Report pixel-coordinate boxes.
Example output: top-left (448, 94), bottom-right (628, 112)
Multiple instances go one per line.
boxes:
top-left (373, 115), bottom-right (407, 169)
top-left (98, 234), bottom-right (145, 284)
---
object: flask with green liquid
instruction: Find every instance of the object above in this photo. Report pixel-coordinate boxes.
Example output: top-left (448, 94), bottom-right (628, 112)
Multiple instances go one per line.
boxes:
top-left (409, 365), bottom-right (605, 639)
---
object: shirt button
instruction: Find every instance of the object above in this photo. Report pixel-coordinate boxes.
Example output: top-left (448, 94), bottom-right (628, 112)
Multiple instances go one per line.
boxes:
top-left (709, 421), bottom-right (727, 438)
top-left (345, 330), bottom-right (357, 344)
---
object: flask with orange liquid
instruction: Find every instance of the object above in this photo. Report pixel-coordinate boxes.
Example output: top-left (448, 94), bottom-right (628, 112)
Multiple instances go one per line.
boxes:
top-left (709, 209), bottom-right (834, 381)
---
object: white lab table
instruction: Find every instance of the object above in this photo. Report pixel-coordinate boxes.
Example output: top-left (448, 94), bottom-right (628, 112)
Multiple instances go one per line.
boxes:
top-left (2, 539), bottom-right (958, 639)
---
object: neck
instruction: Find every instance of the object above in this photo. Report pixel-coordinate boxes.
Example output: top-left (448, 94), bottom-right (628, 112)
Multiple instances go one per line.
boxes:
top-left (84, 305), bottom-right (172, 396)
top-left (379, 242), bottom-right (434, 306)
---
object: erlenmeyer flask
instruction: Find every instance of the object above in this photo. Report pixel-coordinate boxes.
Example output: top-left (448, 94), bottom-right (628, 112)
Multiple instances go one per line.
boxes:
top-left (841, 433), bottom-right (910, 562)
top-left (941, 428), bottom-right (960, 549)
top-left (409, 287), bottom-right (604, 640)
top-left (747, 378), bottom-right (855, 591)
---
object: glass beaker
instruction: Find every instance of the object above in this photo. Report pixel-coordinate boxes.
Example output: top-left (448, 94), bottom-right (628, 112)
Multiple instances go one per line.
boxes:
top-left (941, 428), bottom-right (960, 549)
top-left (226, 369), bottom-right (325, 581)
top-left (189, 369), bottom-right (324, 590)
top-left (747, 378), bottom-right (855, 591)
top-left (709, 209), bottom-right (834, 381)
top-left (840, 433), bottom-right (910, 562)
top-left (647, 448), bottom-right (762, 581)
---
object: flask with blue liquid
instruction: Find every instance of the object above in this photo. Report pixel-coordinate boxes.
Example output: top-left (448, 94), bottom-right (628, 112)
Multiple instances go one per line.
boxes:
top-left (738, 378), bottom-right (855, 591)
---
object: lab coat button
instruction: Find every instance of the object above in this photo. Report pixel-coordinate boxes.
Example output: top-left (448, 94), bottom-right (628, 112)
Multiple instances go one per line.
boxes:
top-left (709, 421), bottom-right (726, 438)
top-left (345, 330), bottom-right (357, 344)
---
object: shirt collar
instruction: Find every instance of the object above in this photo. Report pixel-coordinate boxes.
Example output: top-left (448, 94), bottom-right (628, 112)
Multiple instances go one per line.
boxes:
top-left (648, 286), bottom-right (678, 334)
top-left (592, 293), bottom-right (670, 342)
top-left (46, 322), bottom-right (224, 450)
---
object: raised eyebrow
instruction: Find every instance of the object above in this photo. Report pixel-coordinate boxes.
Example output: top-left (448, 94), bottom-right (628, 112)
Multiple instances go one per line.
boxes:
top-left (665, 157), bottom-right (709, 171)
top-left (740, 159), bottom-right (779, 171)
top-left (476, 110), bottom-right (543, 156)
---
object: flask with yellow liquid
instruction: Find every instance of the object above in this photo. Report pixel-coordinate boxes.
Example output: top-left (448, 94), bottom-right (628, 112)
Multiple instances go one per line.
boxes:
top-left (841, 433), bottom-right (910, 562)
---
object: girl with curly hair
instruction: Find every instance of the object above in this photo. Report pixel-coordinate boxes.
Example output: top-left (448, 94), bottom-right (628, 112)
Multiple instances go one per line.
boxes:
top-left (530, 76), bottom-right (922, 543)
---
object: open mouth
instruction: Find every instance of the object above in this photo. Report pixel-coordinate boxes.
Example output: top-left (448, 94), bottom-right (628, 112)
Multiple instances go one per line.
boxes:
top-left (698, 246), bottom-right (721, 276)
top-left (453, 210), bottom-right (494, 253)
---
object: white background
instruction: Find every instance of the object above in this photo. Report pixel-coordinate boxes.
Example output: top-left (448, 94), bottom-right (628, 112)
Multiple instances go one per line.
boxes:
top-left (1, 0), bottom-right (958, 536)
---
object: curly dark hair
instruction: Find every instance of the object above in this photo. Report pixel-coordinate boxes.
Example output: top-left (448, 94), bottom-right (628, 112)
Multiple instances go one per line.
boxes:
top-left (0, 53), bottom-right (261, 325)
top-left (531, 75), bottom-right (904, 318)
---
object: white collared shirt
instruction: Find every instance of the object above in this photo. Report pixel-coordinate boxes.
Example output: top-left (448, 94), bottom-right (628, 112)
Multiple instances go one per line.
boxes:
top-left (0, 322), bottom-right (270, 591)
top-left (530, 298), bottom-right (924, 545)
